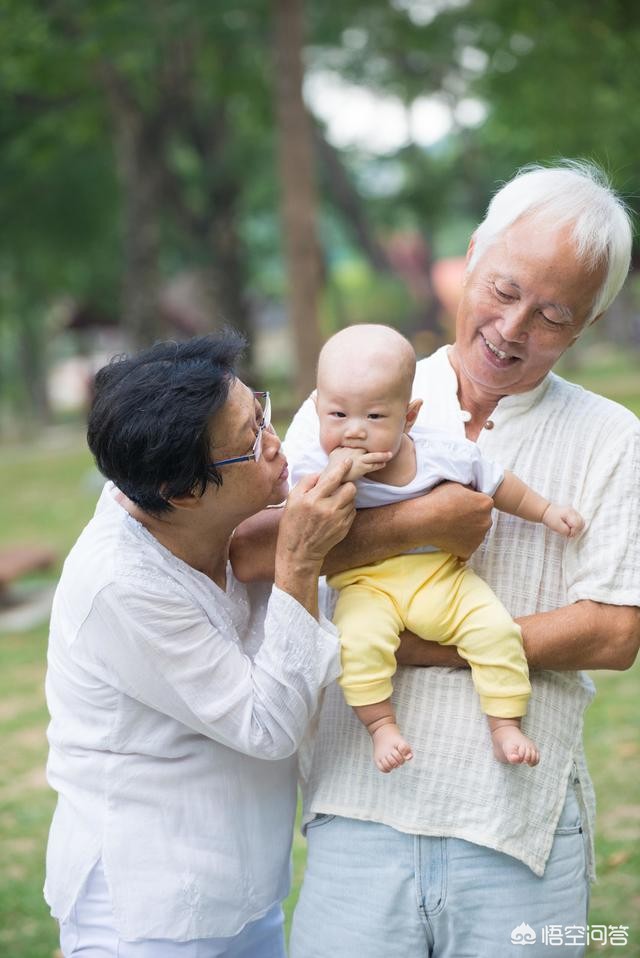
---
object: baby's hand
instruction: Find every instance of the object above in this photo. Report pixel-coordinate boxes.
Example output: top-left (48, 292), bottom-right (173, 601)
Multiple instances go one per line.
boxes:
top-left (541, 503), bottom-right (585, 538)
top-left (328, 446), bottom-right (393, 482)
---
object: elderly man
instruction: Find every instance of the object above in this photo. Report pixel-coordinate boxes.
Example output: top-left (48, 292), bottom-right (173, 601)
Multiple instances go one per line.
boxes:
top-left (232, 161), bottom-right (640, 957)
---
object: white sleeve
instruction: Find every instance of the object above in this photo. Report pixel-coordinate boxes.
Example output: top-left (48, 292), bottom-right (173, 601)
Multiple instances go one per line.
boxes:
top-left (565, 424), bottom-right (640, 607)
top-left (282, 393), bottom-right (328, 487)
top-left (468, 446), bottom-right (505, 497)
top-left (75, 582), bottom-right (341, 760)
top-left (428, 436), bottom-right (504, 497)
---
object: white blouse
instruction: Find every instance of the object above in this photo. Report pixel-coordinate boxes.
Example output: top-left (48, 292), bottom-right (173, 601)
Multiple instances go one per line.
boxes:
top-left (44, 484), bottom-right (341, 940)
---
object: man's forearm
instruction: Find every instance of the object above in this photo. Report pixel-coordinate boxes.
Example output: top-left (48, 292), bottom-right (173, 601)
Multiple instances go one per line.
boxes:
top-left (517, 601), bottom-right (639, 671)
top-left (232, 483), bottom-right (494, 582)
top-left (232, 500), bottom-right (421, 581)
top-left (323, 483), bottom-right (493, 576)
top-left (396, 601), bottom-right (640, 672)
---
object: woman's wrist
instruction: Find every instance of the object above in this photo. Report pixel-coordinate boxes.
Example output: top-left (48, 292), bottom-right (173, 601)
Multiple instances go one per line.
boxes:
top-left (274, 555), bottom-right (322, 618)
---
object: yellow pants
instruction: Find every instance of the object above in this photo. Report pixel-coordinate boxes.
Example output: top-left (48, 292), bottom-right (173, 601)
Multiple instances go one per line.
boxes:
top-left (328, 552), bottom-right (530, 718)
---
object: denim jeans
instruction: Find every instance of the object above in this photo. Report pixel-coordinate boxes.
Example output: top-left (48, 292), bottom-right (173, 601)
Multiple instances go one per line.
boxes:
top-left (59, 860), bottom-right (286, 958)
top-left (290, 778), bottom-right (589, 958)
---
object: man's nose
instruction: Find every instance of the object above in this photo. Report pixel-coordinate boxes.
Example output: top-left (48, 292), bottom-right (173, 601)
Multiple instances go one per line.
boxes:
top-left (494, 303), bottom-right (531, 343)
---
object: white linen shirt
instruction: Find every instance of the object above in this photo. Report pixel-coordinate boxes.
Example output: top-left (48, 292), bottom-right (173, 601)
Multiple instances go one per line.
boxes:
top-left (44, 483), bottom-right (341, 940)
top-left (283, 345), bottom-right (640, 878)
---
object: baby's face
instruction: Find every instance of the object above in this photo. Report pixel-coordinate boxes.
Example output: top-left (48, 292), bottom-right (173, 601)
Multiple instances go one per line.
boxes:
top-left (316, 367), bottom-right (411, 458)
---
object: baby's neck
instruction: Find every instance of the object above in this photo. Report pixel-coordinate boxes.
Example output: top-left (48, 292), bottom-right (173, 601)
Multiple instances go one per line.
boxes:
top-left (368, 433), bottom-right (417, 486)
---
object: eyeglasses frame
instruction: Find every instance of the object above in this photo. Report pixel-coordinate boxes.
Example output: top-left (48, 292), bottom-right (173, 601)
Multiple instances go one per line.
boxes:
top-left (209, 391), bottom-right (271, 468)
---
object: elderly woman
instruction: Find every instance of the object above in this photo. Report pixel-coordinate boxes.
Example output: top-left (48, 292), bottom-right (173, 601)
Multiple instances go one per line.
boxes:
top-left (44, 332), bottom-right (356, 957)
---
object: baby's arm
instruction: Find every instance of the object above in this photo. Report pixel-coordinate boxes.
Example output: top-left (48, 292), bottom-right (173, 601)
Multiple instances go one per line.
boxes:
top-left (327, 446), bottom-right (393, 482)
top-left (493, 471), bottom-right (585, 538)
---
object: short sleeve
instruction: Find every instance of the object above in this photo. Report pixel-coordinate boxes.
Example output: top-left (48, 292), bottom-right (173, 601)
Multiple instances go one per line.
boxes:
top-left (421, 433), bottom-right (504, 497)
top-left (565, 423), bottom-right (640, 606)
top-left (467, 446), bottom-right (505, 497)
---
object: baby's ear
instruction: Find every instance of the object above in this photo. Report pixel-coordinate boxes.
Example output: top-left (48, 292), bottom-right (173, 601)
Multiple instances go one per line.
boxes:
top-left (404, 398), bottom-right (423, 431)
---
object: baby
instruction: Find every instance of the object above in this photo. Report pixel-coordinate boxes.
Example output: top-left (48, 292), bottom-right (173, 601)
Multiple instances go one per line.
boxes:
top-left (291, 324), bottom-right (585, 773)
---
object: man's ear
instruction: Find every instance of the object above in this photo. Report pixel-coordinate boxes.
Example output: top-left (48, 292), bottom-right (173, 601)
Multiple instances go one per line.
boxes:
top-left (404, 398), bottom-right (423, 432)
top-left (465, 235), bottom-right (475, 263)
top-left (465, 234), bottom-right (476, 268)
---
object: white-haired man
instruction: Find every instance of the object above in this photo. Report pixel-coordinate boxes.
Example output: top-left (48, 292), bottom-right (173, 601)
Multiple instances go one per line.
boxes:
top-left (232, 162), bottom-right (640, 957)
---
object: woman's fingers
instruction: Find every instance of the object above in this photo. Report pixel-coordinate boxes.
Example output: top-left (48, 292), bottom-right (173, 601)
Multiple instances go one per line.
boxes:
top-left (311, 458), bottom-right (356, 497)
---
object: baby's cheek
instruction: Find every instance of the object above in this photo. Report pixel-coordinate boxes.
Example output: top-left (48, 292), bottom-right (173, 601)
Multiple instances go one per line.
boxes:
top-left (318, 422), bottom-right (340, 455)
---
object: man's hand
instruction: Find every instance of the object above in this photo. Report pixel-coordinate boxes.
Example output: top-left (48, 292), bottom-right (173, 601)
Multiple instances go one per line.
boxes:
top-left (422, 482), bottom-right (493, 559)
top-left (328, 446), bottom-right (393, 482)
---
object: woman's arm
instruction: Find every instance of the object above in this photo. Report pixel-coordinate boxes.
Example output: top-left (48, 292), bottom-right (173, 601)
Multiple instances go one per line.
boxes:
top-left (232, 481), bottom-right (494, 582)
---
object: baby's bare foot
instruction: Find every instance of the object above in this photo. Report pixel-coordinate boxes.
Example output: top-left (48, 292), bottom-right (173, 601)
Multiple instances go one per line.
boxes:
top-left (372, 723), bottom-right (414, 773)
top-left (490, 723), bottom-right (540, 767)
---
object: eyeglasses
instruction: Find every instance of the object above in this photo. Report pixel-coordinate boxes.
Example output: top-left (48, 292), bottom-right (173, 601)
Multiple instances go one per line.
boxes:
top-left (210, 391), bottom-right (271, 468)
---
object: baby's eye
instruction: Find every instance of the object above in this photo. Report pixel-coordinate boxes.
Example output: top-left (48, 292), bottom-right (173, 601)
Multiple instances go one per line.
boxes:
top-left (368, 413), bottom-right (384, 420)
top-left (329, 411), bottom-right (346, 418)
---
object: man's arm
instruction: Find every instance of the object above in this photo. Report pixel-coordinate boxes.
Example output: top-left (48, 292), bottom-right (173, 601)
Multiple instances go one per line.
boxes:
top-left (396, 602), bottom-right (640, 672)
top-left (231, 481), bottom-right (494, 582)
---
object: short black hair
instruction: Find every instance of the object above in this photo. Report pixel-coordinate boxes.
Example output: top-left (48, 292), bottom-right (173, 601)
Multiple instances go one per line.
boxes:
top-left (87, 330), bottom-right (246, 515)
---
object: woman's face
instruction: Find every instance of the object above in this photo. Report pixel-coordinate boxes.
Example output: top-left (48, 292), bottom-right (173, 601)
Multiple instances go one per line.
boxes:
top-left (207, 379), bottom-right (289, 521)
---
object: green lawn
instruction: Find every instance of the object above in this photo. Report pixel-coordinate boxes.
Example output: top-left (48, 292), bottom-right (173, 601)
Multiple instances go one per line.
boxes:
top-left (0, 351), bottom-right (638, 957)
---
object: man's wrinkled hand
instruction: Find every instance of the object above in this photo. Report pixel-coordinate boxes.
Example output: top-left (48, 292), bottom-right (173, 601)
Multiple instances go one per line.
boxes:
top-left (423, 482), bottom-right (493, 559)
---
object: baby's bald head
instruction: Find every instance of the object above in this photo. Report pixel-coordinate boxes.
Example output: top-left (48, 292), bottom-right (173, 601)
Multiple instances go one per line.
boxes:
top-left (317, 324), bottom-right (416, 403)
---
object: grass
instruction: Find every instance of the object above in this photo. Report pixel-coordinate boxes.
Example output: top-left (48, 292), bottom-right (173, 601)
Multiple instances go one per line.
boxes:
top-left (0, 349), bottom-right (638, 957)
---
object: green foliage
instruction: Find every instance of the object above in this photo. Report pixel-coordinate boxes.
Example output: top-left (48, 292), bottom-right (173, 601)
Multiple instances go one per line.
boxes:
top-left (2, 0), bottom-right (640, 424)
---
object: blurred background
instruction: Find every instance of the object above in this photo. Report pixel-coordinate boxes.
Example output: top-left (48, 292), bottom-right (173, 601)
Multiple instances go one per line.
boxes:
top-left (0, 1), bottom-right (638, 955)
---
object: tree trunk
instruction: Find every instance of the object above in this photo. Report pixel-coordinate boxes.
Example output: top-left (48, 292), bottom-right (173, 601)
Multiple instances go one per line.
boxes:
top-left (99, 63), bottom-right (164, 348)
top-left (273, 0), bottom-right (323, 402)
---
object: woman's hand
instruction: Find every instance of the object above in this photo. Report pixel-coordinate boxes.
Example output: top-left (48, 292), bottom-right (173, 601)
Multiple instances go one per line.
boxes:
top-left (275, 460), bottom-right (357, 615)
top-left (279, 459), bottom-right (357, 567)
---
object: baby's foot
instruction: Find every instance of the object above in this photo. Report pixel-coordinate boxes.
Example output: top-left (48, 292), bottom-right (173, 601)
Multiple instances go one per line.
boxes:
top-left (372, 723), bottom-right (414, 773)
top-left (490, 722), bottom-right (540, 767)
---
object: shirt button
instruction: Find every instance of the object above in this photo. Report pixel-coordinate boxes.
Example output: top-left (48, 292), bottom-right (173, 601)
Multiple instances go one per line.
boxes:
top-left (484, 419), bottom-right (494, 430)
top-left (460, 410), bottom-right (472, 423)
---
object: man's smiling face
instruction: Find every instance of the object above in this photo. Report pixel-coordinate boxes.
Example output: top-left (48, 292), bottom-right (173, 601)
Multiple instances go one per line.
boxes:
top-left (454, 215), bottom-right (607, 399)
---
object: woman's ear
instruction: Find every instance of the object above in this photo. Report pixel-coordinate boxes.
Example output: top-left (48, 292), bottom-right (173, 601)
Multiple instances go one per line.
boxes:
top-left (404, 398), bottom-right (423, 432)
top-left (164, 488), bottom-right (202, 511)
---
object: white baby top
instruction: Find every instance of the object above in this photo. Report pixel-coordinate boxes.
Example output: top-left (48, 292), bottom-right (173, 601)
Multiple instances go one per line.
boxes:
top-left (289, 423), bottom-right (504, 509)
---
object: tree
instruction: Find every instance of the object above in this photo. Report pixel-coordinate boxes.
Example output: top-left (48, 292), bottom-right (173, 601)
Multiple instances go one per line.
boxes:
top-left (273, 0), bottom-right (324, 401)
